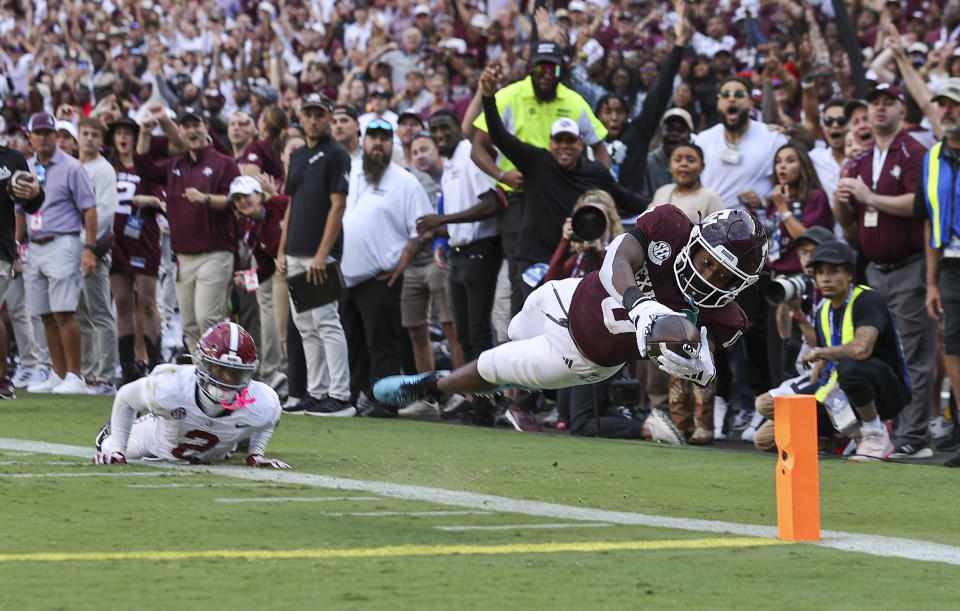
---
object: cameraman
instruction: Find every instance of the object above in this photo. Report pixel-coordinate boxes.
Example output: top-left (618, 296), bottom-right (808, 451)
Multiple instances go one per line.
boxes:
top-left (751, 226), bottom-right (833, 450)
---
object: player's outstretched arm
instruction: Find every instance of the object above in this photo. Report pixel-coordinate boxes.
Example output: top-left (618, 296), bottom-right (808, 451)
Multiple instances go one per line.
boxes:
top-left (245, 428), bottom-right (291, 469)
top-left (92, 382), bottom-right (142, 464)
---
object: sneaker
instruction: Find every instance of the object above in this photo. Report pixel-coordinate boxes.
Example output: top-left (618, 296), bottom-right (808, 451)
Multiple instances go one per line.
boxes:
top-left (889, 443), bottom-right (934, 459)
top-left (24, 365), bottom-right (50, 388)
top-left (540, 406), bottom-right (560, 428)
top-left (934, 428), bottom-right (960, 452)
top-left (373, 372), bottom-right (440, 408)
top-left (945, 454), bottom-right (960, 468)
top-left (28, 371), bottom-right (62, 393)
top-left (713, 396), bottom-right (729, 440)
top-left (849, 427), bottom-right (894, 462)
top-left (11, 367), bottom-right (33, 388)
top-left (741, 425), bottom-right (758, 442)
top-left (689, 426), bottom-right (714, 445)
top-left (94, 421), bottom-right (110, 451)
top-left (51, 373), bottom-right (89, 394)
top-left (86, 381), bottom-right (118, 396)
top-left (732, 409), bottom-right (754, 431)
top-left (398, 399), bottom-right (440, 418)
top-left (645, 409), bottom-right (687, 445)
top-left (0, 376), bottom-right (16, 399)
top-left (281, 397), bottom-right (305, 415)
top-left (358, 397), bottom-right (398, 418)
top-left (504, 402), bottom-right (542, 432)
top-left (304, 396), bottom-right (357, 417)
top-left (930, 416), bottom-right (954, 440)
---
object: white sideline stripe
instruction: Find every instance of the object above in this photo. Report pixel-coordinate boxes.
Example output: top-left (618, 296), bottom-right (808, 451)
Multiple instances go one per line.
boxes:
top-left (215, 496), bottom-right (380, 503)
top-left (320, 511), bottom-right (493, 517)
top-left (0, 461), bottom-right (78, 465)
top-left (436, 523), bottom-right (613, 531)
top-left (3, 438), bottom-right (959, 566)
top-left (128, 483), bottom-right (284, 489)
top-left (2, 472), bottom-right (164, 479)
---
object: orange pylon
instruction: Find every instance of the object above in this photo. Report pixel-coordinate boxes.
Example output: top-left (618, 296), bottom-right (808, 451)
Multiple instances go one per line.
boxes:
top-left (774, 394), bottom-right (821, 541)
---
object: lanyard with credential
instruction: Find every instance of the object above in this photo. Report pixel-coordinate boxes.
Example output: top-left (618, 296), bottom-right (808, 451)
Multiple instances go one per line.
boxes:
top-left (871, 146), bottom-right (890, 190)
top-left (822, 292), bottom-right (853, 380)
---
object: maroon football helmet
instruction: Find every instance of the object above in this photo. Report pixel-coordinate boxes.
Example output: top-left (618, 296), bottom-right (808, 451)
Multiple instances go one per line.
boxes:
top-left (195, 322), bottom-right (259, 405)
top-left (673, 209), bottom-right (768, 308)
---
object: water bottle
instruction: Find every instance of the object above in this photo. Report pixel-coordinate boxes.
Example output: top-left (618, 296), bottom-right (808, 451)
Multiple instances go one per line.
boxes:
top-left (823, 387), bottom-right (859, 437)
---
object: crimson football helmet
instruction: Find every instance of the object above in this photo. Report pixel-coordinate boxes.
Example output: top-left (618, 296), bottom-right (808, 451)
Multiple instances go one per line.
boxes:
top-left (673, 209), bottom-right (767, 308)
top-left (195, 322), bottom-right (259, 405)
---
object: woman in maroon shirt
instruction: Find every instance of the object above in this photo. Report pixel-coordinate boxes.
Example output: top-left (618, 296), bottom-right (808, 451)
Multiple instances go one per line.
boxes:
top-left (241, 104), bottom-right (289, 185)
top-left (106, 117), bottom-right (166, 383)
top-left (544, 190), bottom-right (624, 282)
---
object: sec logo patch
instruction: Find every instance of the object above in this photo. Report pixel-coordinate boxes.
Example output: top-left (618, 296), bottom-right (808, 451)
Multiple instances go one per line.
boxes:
top-left (647, 240), bottom-right (672, 266)
top-left (170, 407), bottom-right (187, 420)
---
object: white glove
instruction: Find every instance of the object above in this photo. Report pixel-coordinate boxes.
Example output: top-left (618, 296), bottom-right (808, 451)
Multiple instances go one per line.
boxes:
top-left (92, 451), bottom-right (126, 465)
top-left (246, 454), bottom-right (292, 469)
top-left (627, 298), bottom-right (675, 358)
top-left (655, 326), bottom-right (716, 387)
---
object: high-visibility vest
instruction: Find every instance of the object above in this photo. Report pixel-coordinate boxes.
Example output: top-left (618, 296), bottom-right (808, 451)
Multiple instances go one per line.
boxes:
top-left (813, 286), bottom-right (868, 403)
top-left (923, 140), bottom-right (960, 249)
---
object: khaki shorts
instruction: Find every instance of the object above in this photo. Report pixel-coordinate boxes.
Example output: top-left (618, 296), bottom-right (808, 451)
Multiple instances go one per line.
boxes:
top-left (400, 261), bottom-right (454, 328)
top-left (24, 234), bottom-right (83, 315)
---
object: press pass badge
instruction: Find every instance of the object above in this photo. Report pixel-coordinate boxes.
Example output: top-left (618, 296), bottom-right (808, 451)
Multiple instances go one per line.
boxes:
top-left (17, 243), bottom-right (27, 264)
top-left (242, 268), bottom-right (259, 292)
top-left (863, 207), bottom-right (879, 228)
top-left (29, 211), bottom-right (42, 232)
top-left (123, 215), bottom-right (144, 239)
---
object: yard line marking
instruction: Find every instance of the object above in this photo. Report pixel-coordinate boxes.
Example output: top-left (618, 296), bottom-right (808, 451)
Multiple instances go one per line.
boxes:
top-left (128, 483), bottom-right (285, 489)
top-left (2, 472), bottom-right (165, 479)
top-left (3, 437), bottom-right (959, 566)
top-left (436, 523), bottom-right (613, 531)
top-left (0, 537), bottom-right (788, 563)
top-left (215, 496), bottom-right (380, 503)
top-left (318, 510), bottom-right (492, 517)
top-left (0, 461), bottom-right (79, 465)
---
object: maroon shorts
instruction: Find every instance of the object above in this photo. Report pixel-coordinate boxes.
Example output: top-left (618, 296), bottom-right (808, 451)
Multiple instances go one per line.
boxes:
top-left (110, 212), bottom-right (162, 277)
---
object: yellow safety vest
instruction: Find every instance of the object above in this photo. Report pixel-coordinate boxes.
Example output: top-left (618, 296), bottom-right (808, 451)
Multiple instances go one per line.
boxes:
top-left (813, 285), bottom-right (869, 402)
top-left (923, 140), bottom-right (960, 249)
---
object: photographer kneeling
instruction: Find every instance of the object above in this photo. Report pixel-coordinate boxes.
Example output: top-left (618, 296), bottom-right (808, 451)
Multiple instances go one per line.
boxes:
top-left (801, 241), bottom-right (911, 462)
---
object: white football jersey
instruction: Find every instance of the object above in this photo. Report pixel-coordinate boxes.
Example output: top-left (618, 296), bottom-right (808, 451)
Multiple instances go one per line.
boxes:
top-left (128, 364), bottom-right (281, 464)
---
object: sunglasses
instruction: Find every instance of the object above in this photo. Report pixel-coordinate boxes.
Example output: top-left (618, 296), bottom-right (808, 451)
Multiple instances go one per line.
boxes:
top-left (367, 118), bottom-right (393, 133)
top-left (35, 163), bottom-right (46, 186)
top-left (532, 63), bottom-right (561, 78)
top-left (822, 116), bottom-right (848, 128)
top-left (717, 90), bottom-right (749, 99)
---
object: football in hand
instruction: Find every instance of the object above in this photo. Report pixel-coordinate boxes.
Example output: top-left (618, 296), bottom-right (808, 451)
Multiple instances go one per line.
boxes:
top-left (645, 314), bottom-right (700, 360)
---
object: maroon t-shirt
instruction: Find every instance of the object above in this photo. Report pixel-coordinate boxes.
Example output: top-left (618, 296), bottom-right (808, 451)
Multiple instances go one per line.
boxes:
top-left (241, 137), bottom-right (283, 182)
top-left (111, 163), bottom-right (163, 276)
top-left (765, 188), bottom-right (834, 274)
top-left (567, 205), bottom-right (748, 367)
top-left (844, 130), bottom-right (926, 263)
top-left (135, 146), bottom-right (240, 255)
top-left (240, 194), bottom-right (288, 281)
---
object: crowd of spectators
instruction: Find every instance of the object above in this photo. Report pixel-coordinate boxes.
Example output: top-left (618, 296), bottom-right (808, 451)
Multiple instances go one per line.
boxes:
top-left (2, 0), bottom-right (960, 463)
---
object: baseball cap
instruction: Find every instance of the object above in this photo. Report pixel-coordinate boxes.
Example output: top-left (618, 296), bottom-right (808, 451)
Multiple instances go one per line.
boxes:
top-left (413, 4), bottom-right (430, 15)
top-left (28, 112), bottom-right (56, 132)
top-left (794, 226), bottom-right (836, 249)
top-left (550, 117), bottom-right (580, 139)
top-left (661, 107), bottom-right (694, 131)
top-left (470, 13), bottom-right (490, 29)
top-left (371, 87), bottom-right (391, 98)
top-left (555, 8), bottom-right (570, 18)
top-left (204, 87), bottom-right (225, 102)
top-left (933, 78), bottom-right (960, 105)
top-left (530, 40), bottom-right (564, 65)
top-left (843, 98), bottom-right (868, 119)
top-left (365, 118), bottom-right (394, 136)
top-left (811, 240), bottom-right (856, 267)
top-left (251, 84), bottom-right (279, 104)
top-left (56, 120), bottom-right (78, 141)
top-left (866, 82), bottom-right (905, 104)
top-left (397, 111), bottom-right (424, 126)
top-left (257, 1), bottom-right (277, 18)
top-left (302, 92), bottom-right (334, 112)
top-left (229, 175), bottom-right (263, 198)
top-left (332, 103), bottom-right (359, 120)
top-left (569, 0), bottom-right (587, 11)
top-left (106, 116), bottom-right (141, 143)
top-left (176, 106), bottom-right (207, 124)
top-left (907, 42), bottom-right (929, 55)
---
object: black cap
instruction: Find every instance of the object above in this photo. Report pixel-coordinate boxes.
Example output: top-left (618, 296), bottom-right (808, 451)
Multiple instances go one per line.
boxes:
top-left (106, 116), bottom-right (140, 143)
top-left (371, 87), bottom-right (391, 98)
top-left (332, 103), bottom-right (359, 120)
top-left (302, 92), bottom-right (334, 113)
top-left (176, 106), bottom-right (206, 124)
top-left (794, 225), bottom-right (836, 248)
top-left (397, 111), bottom-right (424, 126)
top-left (843, 98), bottom-right (867, 119)
top-left (530, 40), bottom-right (564, 65)
top-left (811, 240), bottom-right (856, 267)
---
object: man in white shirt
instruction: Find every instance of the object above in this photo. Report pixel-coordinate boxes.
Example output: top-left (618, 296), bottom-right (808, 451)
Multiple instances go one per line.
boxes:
top-left (808, 99), bottom-right (849, 238)
top-left (76, 117), bottom-right (119, 395)
top-left (694, 76), bottom-right (788, 210)
top-left (341, 119), bottom-right (433, 417)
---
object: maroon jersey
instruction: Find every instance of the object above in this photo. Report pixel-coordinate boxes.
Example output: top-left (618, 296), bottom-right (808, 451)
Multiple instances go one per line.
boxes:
top-left (568, 205), bottom-right (748, 367)
top-left (241, 138), bottom-right (283, 183)
top-left (111, 164), bottom-right (163, 276)
top-left (239, 194), bottom-right (288, 281)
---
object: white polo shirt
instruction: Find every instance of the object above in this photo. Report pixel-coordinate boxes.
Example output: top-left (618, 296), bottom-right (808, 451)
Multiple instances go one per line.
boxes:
top-left (442, 140), bottom-right (499, 247)
top-left (809, 143), bottom-right (841, 206)
top-left (693, 120), bottom-right (787, 210)
top-left (342, 162), bottom-right (432, 287)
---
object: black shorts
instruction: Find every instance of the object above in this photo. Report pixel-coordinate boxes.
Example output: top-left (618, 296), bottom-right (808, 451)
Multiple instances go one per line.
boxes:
top-left (940, 262), bottom-right (960, 355)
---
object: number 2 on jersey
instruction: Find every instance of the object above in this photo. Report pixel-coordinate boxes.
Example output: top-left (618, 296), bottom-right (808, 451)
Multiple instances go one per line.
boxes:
top-left (171, 430), bottom-right (220, 463)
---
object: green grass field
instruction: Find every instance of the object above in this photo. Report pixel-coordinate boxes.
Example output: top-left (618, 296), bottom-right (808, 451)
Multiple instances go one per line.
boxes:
top-left (1, 394), bottom-right (958, 609)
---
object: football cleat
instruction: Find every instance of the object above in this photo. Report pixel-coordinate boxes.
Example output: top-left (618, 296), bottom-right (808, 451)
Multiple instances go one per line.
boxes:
top-left (373, 372), bottom-right (437, 408)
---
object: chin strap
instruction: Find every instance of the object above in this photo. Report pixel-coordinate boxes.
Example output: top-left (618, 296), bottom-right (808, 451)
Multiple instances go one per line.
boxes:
top-left (222, 388), bottom-right (254, 411)
top-left (681, 294), bottom-right (700, 326)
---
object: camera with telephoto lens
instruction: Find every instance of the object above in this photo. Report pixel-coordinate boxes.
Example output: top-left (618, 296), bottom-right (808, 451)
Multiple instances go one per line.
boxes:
top-left (764, 274), bottom-right (814, 305)
top-left (569, 204), bottom-right (607, 242)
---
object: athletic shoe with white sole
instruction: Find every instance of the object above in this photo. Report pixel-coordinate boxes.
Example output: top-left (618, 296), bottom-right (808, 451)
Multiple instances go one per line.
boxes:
top-left (373, 372), bottom-right (442, 408)
top-left (645, 409), bottom-right (687, 445)
top-left (95, 421), bottom-right (111, 451)
top-left (51, 373), bottom-right (89, 394)
top-left (281, 397), bottom-right (305, 415)
top-left (930, 416), bottom-right (954, 440)
top-left (889, 443), bottom-right (934, 459)
top-left (849, 427), bottom-right (894, 462)
top-left (304, 396), bottom-right (357, 417)
top-left (28, 371), bottom-right (63, 393)
top-left (11, 367), bottom-right (33, 388)
top-left (504, 403), bottom-right (542, 432)
top-left (398, 400), bottom-right (440, 418)
top-left (0, 376), bottom-right (16, 399)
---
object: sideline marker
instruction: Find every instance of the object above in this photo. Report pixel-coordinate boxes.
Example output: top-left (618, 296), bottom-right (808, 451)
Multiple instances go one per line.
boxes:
top-left (774, 395), bottom-right (820, 541)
